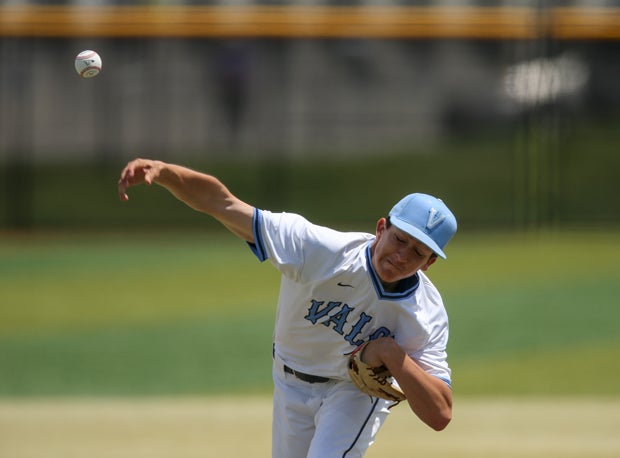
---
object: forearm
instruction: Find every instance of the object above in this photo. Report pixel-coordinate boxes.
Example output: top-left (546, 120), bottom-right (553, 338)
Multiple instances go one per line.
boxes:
top-left (389, 352), bottom-right (452, 430)
top-left (119, 159), bottom-right (255, 242)
top-left (363, 338), bottom-right (452, 431)
top-left (153, 162), bottom-right (231, 215)
top-left (157, 162), bottom-right (255, 241)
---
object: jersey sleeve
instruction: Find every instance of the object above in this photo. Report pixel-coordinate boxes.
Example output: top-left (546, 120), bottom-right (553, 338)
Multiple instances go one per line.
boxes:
top-left (247, 208), bottom-right (269, 262)
top-left (247, 208), bottom-right (366, 284)
top-left (247, 208), bottom-right (313, 282)
top-left (410, 275), bottom-right (452, 387)
top-left (412, 326), bottom-right (451, 387)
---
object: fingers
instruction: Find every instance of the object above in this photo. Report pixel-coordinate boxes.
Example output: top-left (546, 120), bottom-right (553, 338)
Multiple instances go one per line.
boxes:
top-left (118, 180), bottom-right (131, 201)
top-left (143, 167), bottom-right (154, 185)
top-left (118, 163), bottom-right (135, 201)
top-left (118, 158), bottom-right (151, 201)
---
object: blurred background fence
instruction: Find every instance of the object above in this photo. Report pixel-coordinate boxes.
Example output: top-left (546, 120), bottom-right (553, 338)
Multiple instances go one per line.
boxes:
top-left (1, 1), bottom-right (619, 231)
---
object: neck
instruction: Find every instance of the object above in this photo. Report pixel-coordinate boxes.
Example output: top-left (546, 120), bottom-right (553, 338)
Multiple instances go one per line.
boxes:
top-left (381, 279), bottom-right (401, 292)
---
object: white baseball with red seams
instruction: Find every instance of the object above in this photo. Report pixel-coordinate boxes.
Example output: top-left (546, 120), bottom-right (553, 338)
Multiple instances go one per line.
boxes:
top-left (75, 50), bottom-right (102, 78)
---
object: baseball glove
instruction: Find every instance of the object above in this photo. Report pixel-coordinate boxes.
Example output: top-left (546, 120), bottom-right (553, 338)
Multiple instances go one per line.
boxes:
top-left (347, 341), bottom-right (406, 402)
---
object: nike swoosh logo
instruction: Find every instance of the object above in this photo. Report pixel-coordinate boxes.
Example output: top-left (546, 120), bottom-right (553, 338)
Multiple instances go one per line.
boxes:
top-left (337, 282), bottom-right (354, 288)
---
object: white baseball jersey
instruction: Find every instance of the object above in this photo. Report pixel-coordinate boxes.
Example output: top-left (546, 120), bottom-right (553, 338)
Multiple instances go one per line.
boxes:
top-left (249, 209), bottom-right (451, 386)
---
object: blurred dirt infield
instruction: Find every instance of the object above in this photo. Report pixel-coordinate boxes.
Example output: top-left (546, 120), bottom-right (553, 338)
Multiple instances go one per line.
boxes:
top-left (1, 397), bottom-right (619, 458)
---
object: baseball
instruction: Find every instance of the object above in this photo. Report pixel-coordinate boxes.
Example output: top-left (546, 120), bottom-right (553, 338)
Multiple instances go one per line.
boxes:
top-left (75, 50), bottom-right (102, 78)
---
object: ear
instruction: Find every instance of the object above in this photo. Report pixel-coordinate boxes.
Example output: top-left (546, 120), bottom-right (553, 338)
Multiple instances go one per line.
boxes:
top-left (375, 217), bottom-right (387, 237)
top-left (421, 256), bottom-right (438, 272)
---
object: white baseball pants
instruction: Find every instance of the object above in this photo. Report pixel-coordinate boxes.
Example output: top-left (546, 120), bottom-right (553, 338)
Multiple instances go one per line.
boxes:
top-left (271, 351), bottom-right (392, 458)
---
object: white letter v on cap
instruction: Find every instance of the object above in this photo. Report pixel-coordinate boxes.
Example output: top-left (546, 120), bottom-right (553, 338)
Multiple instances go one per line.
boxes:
top-left (426, 208), bottom-right (445, 231)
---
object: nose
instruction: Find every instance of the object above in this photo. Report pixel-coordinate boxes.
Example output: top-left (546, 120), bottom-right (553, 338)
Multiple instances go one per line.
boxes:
top-left (394, 246), bottom-right (412, 264)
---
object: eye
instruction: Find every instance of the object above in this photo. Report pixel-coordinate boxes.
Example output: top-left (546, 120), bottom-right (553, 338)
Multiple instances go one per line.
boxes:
top-left (394, 234), bottom-right (406, 244)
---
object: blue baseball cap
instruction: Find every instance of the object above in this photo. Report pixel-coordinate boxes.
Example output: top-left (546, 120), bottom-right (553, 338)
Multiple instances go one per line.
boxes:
top-left (388, 193), bottom-right (457, 259)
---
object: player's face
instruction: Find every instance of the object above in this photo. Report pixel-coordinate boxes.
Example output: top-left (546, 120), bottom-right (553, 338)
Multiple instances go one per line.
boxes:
top-left (371, 218), bottom-right (437, 290)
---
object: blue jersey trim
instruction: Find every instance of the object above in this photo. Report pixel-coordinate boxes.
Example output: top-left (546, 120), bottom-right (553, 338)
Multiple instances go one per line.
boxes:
top-left (247, 208), bottom-right (268, 262)
top-left (365, 244), bottom-right (419, 300)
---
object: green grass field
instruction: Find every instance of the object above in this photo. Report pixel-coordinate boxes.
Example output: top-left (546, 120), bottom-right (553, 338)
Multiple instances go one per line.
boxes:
top-left (1, 229), bottom-right (619, 397)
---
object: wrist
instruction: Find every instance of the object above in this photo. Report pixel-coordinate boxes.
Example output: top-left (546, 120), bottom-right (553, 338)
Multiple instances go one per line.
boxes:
top-left (150, 161), bottom-right (169, 185)
top-left (362, 337), bottom-right (399, 367)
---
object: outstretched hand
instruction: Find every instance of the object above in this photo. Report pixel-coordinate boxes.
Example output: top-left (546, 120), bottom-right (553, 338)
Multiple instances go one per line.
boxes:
top-left (118, 158), bottom-right (162, 201)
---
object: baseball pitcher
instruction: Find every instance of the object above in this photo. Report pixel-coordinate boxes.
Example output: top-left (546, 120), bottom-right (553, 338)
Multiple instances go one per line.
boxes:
top-left (118, 158), bottom-right (457, 457)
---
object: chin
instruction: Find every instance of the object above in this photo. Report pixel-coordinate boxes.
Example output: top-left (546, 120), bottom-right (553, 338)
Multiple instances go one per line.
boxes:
top-left (379, 268), bottom-right (404, 284)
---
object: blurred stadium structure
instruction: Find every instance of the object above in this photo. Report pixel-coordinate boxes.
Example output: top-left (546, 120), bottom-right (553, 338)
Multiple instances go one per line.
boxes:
top-left (0, 1), bottom-right (619, 229)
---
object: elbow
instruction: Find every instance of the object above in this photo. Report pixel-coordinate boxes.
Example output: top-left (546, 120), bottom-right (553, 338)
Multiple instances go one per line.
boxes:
top-left (410, 402), bottom-right (452, 431)
top-left (427, 407), bottom-right (452, 431)
top-left (430, 386), bottom-right (453, 431)
top-left (431, 412), bottom-right (451, 431)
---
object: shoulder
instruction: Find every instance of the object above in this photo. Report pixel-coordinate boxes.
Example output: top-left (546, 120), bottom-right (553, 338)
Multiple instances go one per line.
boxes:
top-left (254, 209), bottom-right (373, 281)
top-left (415, 271), bottom-right (448, 319)
top-left (258, 209), bottom-right (373, 250)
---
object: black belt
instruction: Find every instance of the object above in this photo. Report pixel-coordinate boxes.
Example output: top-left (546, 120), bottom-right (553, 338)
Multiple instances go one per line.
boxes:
top-left (283, 365), bottom-right (330, 384)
